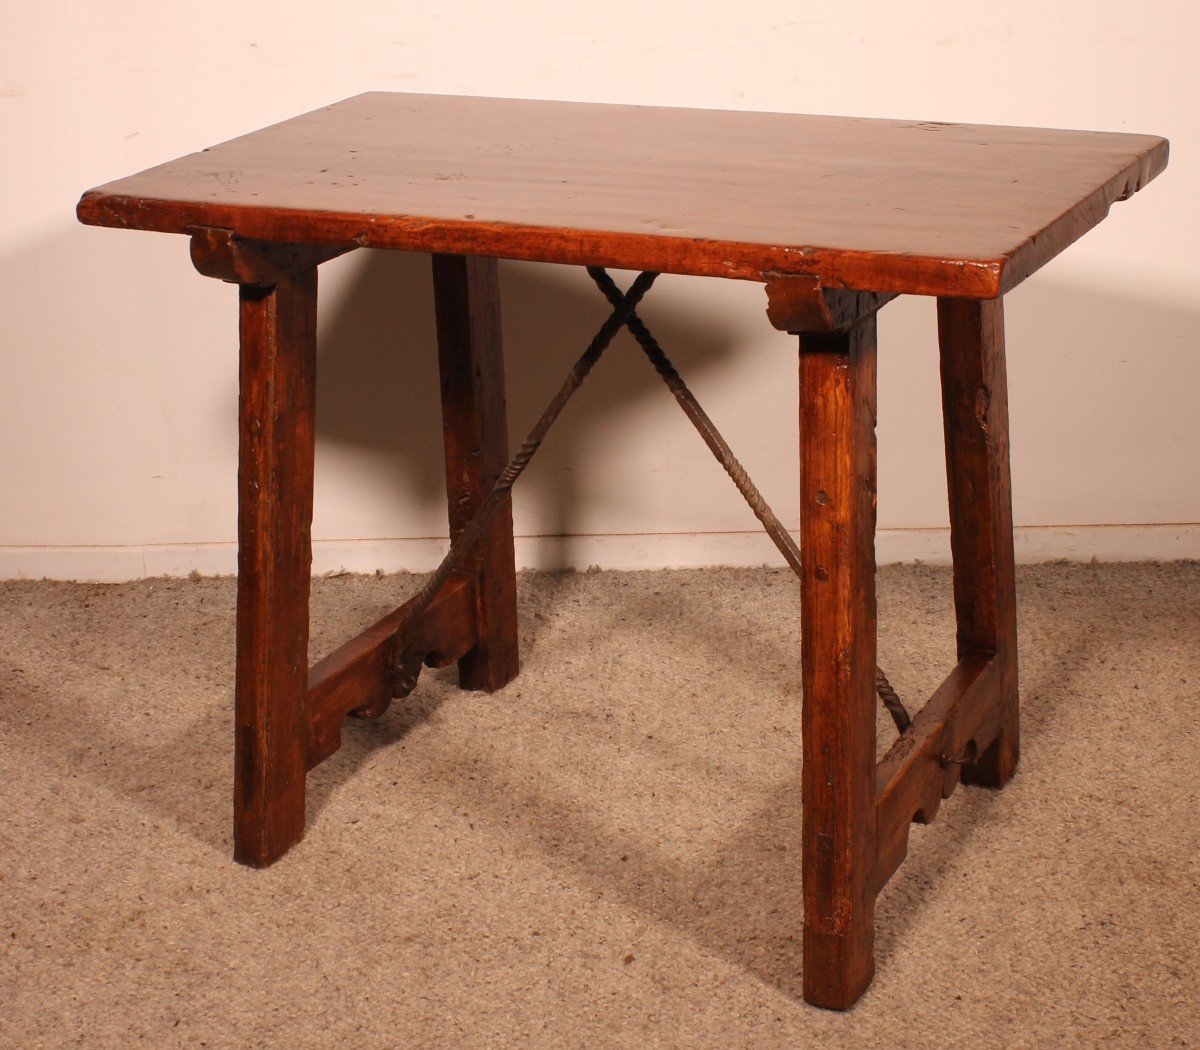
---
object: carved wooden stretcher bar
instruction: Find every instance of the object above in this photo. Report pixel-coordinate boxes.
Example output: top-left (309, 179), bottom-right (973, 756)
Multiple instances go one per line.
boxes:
top-left (77, 93), bottom-right (1167, 1009)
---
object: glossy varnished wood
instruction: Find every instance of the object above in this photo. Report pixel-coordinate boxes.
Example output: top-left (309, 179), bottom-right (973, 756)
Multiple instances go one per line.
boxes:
top-left (233, 270), bottom-right (318, 868)
top-left (77, 93), bottom-right (1167, 298)
top-left (797, 316), bottom-right (879, 1009)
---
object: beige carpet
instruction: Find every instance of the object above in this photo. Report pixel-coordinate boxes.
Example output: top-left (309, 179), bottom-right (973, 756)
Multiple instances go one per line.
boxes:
top-left (1, 563), bottom-right (1197, 1047)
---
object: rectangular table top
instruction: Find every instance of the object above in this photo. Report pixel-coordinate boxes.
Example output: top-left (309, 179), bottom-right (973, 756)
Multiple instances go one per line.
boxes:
top-left (77, 92), bottom-right (1167, 298)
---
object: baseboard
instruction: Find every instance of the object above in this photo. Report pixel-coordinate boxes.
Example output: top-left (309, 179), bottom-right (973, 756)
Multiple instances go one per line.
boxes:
top-left (0, 524), bottom-right (1195, 583)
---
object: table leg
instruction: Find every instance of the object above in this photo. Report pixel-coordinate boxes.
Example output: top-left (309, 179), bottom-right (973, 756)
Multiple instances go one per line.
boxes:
top-left (431, 254), bottom-right (519, 692)
top-left (937, 297), bottom-right (1019, 787)
top-left (797, 316), bottom-right (879, 1009)
top-left (233, 271), bottom-right (318, 867)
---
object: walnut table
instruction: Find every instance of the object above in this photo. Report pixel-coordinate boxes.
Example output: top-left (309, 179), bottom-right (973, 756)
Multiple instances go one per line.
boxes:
top-left (77, 93), bottom-right (1167, 1009)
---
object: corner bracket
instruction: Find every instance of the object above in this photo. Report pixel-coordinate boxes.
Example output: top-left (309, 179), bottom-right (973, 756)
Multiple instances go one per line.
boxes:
top-left (763, 273), bottom-right (895, 334)
top-left (189, 228), bottom-right (355, 286)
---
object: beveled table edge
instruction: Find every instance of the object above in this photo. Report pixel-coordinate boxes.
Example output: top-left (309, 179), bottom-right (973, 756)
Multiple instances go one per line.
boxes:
top-left (75, 100), bottom-right (1169, 300)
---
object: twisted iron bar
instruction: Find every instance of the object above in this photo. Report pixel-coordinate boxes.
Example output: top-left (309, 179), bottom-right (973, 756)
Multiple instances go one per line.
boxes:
top-left (875, 668), bottom-right (912, 734)
top-left (587, 269), bottom-right (910, 733)
top-left (586, 267), bottom-right (804, 577)
top-left (394, 270), bottom-right (659, 654)
top-left (393, 267), bottom-right (911, 733)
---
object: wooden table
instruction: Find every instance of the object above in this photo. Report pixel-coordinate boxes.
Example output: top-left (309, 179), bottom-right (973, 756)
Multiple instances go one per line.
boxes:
top-left (77, 93), bottom-right (1167, 1010)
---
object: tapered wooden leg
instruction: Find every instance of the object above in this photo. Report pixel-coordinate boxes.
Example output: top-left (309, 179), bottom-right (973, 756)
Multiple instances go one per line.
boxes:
top-left (798, 316), bottom-right (879, 1009)
top-left (431, 254), bottom-right (519, 692)
top-left (938, 297), bottom-right (1019, 788)
top-left (233, 271), bottom-right (317, 867)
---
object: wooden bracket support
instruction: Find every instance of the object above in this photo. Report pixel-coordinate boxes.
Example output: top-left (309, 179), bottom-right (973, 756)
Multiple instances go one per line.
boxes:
top-left (873, 654), bottom-right (1006, 892)
top-left (190, 228), bottom-right (355, 286)
top-left (305, 573), bottom-right (479, 770)
top-left (763, 272), bottom-right (896, 334)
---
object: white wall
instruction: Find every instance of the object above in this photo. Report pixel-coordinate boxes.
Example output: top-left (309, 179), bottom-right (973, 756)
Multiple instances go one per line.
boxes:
top-left (1, 1), bottom-right (1196, 580)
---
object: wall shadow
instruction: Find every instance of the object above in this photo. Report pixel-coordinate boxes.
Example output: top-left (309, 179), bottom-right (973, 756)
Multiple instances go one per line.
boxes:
top-left (311, 249), bottom-right (749, 555)
top-left (2, 232), bottom-right (1197, 559)
top-left (996, 275), bottom-right (1200, 526)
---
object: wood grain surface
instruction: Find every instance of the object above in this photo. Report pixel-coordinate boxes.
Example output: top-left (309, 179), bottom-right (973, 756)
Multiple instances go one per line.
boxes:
top-left (432, 254), bottom-right (520, 692)
top-left (797, 317), bottom-right (879, 1009)
top-left (232, 271), bottom-right (318, 868)
top-left (77, 92), bottom-right (1167, 297)
top-left (938, 297), bottom-right (1019, 787)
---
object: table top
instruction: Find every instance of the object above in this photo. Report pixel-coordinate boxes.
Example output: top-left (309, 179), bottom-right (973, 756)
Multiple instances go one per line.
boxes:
top-left (77, 92), bottom-right (1167, 298)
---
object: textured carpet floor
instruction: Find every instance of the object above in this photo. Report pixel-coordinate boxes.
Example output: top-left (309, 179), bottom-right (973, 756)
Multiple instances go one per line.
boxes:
top-left (1, 563), bottom-right (1197, 1047)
